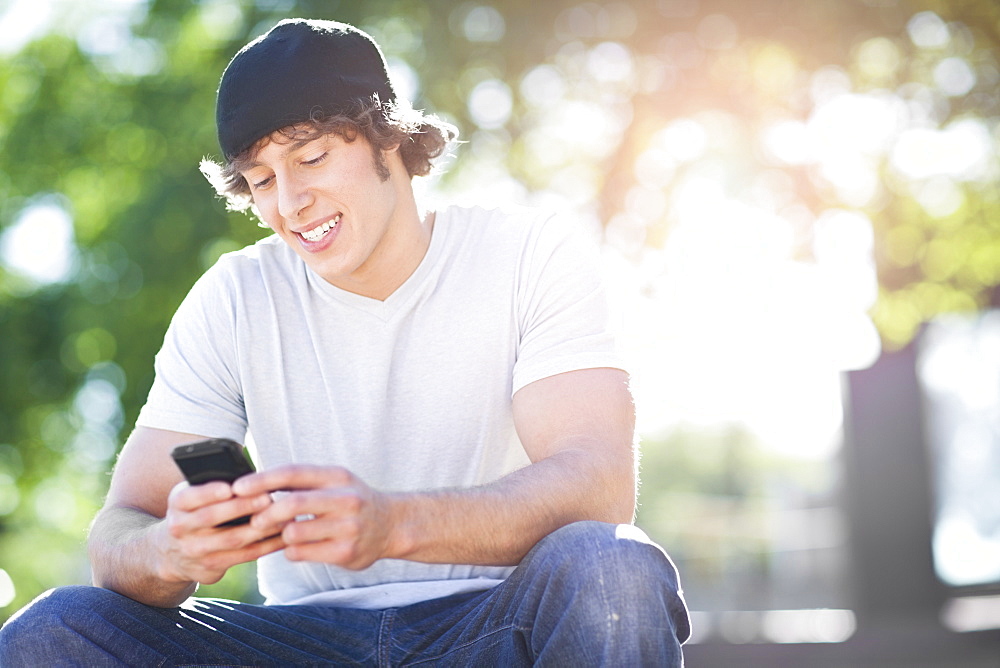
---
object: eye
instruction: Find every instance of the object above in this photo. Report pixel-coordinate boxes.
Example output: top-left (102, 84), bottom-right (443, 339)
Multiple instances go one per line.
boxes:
top-left (302, 152), bottom-right (328, 167)
top-left (250, 175), bottom-right (273, 190)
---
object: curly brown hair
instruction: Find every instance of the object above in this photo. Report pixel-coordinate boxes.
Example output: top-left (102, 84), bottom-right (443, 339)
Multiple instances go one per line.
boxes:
top-left (200, 96), bottom-right (458, 213)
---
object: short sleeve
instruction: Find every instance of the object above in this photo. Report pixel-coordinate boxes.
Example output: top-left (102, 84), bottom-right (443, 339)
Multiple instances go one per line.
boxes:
top-left (135, 261), bottom-right (248, 442)
top-left (511, 215), bottom-right (626, 395)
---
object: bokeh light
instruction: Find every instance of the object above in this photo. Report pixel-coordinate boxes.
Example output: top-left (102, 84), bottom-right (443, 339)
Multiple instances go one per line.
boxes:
top-left (0, 198), bottom-right (77, 287)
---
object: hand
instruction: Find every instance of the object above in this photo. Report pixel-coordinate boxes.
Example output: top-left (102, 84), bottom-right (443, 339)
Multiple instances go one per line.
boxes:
top-left (156, 480), bottom-right (285, 585)
top-left (233, 465), bottom-right (394, 570)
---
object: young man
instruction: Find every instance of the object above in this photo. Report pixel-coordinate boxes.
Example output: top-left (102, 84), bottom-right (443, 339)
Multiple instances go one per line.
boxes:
top-left (0, 19), bottom-right (689, 665)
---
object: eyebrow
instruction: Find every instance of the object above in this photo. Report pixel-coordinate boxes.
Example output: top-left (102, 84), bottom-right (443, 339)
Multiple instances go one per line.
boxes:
top-left (243, 137), bottom-right (319, 171)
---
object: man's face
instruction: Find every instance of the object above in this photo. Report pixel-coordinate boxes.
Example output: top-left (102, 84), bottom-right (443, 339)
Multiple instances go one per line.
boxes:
top-left (241, 130), bottom-right (408, 296)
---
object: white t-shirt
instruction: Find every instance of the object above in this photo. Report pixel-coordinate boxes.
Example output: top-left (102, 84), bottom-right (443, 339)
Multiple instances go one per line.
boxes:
top-left (136, 204), bottom-right (624, 608)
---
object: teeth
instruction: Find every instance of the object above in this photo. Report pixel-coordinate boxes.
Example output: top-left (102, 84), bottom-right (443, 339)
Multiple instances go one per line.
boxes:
top-left (301, 223), bottom-right (328, 242)
top-left (300, 215), bottom-right (340, 242)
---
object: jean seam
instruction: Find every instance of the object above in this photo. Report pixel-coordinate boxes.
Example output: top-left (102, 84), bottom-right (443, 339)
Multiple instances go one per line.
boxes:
top-left (399, 624), bottom-right (514, 667)
top-left (378, 608), bottom-right (394, 668)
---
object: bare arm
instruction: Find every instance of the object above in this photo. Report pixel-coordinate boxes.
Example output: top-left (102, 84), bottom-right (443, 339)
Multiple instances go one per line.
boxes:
top-left (88, 426), bottom-right (283, 607)
top-left (236, 367), bottom-right (636, 568)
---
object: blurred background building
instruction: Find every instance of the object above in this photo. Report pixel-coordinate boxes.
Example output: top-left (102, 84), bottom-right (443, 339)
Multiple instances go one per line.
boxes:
top-left (0, 0), bottom-right (998, 664)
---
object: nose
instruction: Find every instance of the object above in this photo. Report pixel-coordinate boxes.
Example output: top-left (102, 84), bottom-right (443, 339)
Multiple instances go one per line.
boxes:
top-left (276, 173), bottom-right (314, 221)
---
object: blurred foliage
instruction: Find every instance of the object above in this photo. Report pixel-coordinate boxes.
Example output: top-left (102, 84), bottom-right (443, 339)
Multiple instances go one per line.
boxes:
top-left (0, 0), bottom-right (998, 620)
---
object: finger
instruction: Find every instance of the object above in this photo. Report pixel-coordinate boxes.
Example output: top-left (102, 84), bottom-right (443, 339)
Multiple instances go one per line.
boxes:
top-left (177, 516), bottom-right (286, 563)
top-left (169, 480), bottom-right (233, 513)
top-left (192, 532), bottom-right (287, 580)
top-left (209, 518), bottom-right (287, 552)
top-left (232, 465), bottom-right (353, 496)
top-left (250, 488), bottom-right (362, 532)
top-left (169, 492), bottom-right (272, 538)
top-left (280, 515), bottom-right (361, 546)
top-left (156, 515), bottom-right (286, 586)
top-left (242, 532), bottom-right (287, 559)
top-left (283, 537), bottom-right (371, 570)
top-left (182, 532), bottom-right (285, 585)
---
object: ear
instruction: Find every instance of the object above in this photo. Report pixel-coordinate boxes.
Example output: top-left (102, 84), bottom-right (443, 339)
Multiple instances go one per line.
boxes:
top-left (381, 143), bottom-right (406, 171)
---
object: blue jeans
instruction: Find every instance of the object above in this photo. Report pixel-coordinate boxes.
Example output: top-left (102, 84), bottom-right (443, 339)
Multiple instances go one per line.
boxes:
top-left (0, 521), bottom-right (689, 666)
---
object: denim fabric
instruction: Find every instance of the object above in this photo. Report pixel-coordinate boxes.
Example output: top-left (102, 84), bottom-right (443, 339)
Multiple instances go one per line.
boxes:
top-left (0, 521), bottom-right (690, 666)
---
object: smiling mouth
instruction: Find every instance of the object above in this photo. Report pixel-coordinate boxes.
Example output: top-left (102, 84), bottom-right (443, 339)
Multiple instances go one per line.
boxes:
top-left (300, 214), bottom-right (342, 242)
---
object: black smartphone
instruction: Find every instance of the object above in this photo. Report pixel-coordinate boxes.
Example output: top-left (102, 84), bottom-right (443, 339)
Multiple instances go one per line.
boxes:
top-left (171, 438), bottom-right (256, 526)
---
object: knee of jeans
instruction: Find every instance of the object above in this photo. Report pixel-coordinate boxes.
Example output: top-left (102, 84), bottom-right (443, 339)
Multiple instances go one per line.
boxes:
top-left (1, 585), bottom-right (118, 638)
top-left (528, 521), bottom-right (687, 619)
top-left (535, 521), bottom-right (677, 575)
top-left (0, 586), bottom-right (135, 664)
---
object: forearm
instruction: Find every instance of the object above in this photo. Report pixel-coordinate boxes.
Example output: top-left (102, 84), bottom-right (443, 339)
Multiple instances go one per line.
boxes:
top-left (386, 444), bottom-right (635, 566)
top-left (88, 506), bottom-right (197, 608)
